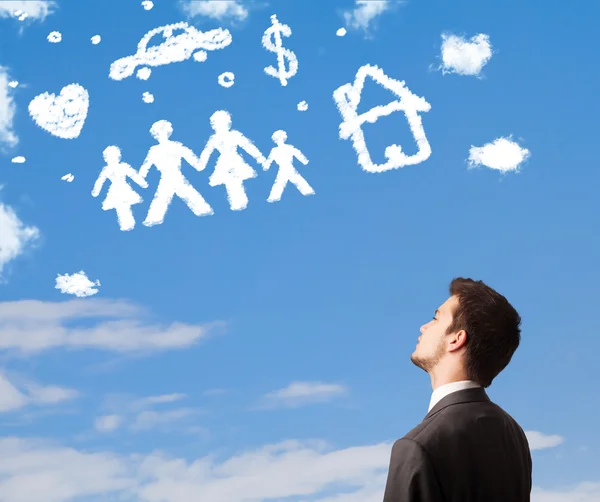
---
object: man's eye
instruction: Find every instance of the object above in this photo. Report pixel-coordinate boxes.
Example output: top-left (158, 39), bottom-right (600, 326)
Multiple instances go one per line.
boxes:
top-left (432, 317), bottom-right (437, 321)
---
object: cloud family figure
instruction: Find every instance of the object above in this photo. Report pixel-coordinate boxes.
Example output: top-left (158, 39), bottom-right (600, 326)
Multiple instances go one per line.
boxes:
top-left (92, 112), bottom-right (314, 231)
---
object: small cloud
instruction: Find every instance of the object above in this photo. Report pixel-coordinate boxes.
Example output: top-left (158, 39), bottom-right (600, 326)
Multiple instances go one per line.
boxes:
top-left (24, 383), bottom-right (79, 404)
top-left (132, 393), bottom-right (186, 409)
top-left (0, 66), bottom-right (18, 147)
top-left (47, 30), bottom-right (61, 43)
top-left (343, 0), bottom-right (395, 34)
top-left (94, 414), bottom-right (122, 432)
top-left (439, 33), bottom-right (492, 77)
top-left (0, 298), bottom-right (224, 355)
top-left (97, 392), bottom-right (199, 433)
top-left (0, 195), bottom-right (40, 280)
top-left (0, 371), bottom-right (78, 412)
top-left (0, 1), bottom-right (57, 21)
top-left (0, 372), bottom-right (28, 411)
top-left (55, 271), bottom-right (101, 298)
top-left (130, 408), bottom-right (199, 431)
top-left (141, 0), bottom-right (154, 10)
top-left (11, 156), bottom-right (25, 163)
top-left (525, 431), bottom-right (564, 450)
top-left (179, 0), bottom-right (249, 22)
top-left (259, 381), bottom-right (348, 409)
top-left (468, 136), bottom-right (530, 173)
top-left (142, 91), bottom-right (154, 104)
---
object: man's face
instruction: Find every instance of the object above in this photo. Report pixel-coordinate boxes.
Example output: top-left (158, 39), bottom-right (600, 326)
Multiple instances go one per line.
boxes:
top-left (410, 295), bottom-right (459, 372)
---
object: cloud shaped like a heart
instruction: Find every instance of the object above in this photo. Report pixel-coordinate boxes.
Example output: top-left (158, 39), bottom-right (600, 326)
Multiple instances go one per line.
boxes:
top-left (28, 83), bottom-right (89, 139)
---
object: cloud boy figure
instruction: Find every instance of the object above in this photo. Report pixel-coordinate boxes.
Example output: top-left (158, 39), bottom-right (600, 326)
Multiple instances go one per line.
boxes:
top-left (263, 130), bottom-right (314, 203)
top-left (92, 146), bottom-right (148, 231)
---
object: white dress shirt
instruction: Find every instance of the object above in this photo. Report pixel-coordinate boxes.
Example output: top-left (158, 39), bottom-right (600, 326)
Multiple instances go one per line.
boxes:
top-left (428, 380), bottom-right (481, 412)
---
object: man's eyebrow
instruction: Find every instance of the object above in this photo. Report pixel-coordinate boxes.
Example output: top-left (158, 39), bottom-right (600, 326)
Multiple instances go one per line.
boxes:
top-left (434, 309), bottom-right (440, 316)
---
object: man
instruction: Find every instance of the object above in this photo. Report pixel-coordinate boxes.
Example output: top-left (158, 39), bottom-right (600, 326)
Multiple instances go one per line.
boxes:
top-left (139, 120), bottom-right (213, 227)
top-left (383, 277), bottom-right (532, 502)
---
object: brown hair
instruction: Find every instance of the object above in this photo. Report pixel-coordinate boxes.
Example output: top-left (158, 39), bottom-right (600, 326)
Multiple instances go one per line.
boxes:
top-left (447, 277), bottom-right (521, 388)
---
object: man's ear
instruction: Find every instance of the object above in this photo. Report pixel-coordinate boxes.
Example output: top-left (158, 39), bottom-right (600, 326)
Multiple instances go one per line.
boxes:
top-left (447, 330), bottom-right (467, 352)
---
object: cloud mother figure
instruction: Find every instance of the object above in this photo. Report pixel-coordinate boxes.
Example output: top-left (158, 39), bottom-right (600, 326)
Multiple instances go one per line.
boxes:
top-left (197, 110), bottom-right (266, 211)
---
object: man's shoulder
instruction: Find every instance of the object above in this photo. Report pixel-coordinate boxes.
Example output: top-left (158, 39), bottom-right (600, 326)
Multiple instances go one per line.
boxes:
top-left (402, 399), bottom-right (522, 446)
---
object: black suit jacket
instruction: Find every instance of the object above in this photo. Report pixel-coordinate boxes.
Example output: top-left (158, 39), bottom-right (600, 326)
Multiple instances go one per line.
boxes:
top-left (382, 387), bottom-right (532, 502)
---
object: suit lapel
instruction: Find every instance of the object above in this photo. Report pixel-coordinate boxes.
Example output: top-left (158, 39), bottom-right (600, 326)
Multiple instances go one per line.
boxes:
top-left (424, 387), bottom-right (491, 421)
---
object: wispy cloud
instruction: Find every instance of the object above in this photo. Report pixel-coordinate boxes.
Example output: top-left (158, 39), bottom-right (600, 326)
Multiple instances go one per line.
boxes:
top-left (525, 430), bottom-right (565, 450)
top-left (258, 381), bottom-right (349, 409)
top-left (0, 298), bottom-right (226, 355)
top-left (0, 371), bottom-right (78, 412)
top-left (0, 192), bottom-right (40, 280)
top-left (94, 414), bottom-right (122, 432)
top-left (179, 0), bottom-right (249, 22)
top-left (95, 393), bottom-right (202, 434)
top-left (0, 0), bottom-right (57, 21)
top-left (0, 437), bottom-right (392, 502)
top-left (468, 136), bottom-right (530, 173)
top-left (343, 0), bottom-right (398, 34)
top-left (0, 66), bottom-right (18, 148)
top-left (0, 435), bottom-right (591, 502)
top-left (438, 33), bottom-right (493, 77)
top-left (130, 408), bottom-right (199, 431)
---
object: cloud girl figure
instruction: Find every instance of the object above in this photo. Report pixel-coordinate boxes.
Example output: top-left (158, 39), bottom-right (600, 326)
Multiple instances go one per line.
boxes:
top-left (91, 146), bottom-right (148, 231)
top-left (197, 110), bottom-right (266, 211)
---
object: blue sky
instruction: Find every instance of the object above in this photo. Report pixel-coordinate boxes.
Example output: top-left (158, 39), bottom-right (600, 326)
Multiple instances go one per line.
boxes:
top-left (1, 0), bottom-right (599, 500)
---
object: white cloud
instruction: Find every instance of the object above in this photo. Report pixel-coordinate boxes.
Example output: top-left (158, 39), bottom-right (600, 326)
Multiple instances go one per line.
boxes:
top-left (468, 136), bottom-right (531, 173)
top-left (0, 437), bottom-right (392, 502)
top-left (525, 430), bottom-right (565, 450)
top-left (0, 66), bottom-right (18, 148)
top-left (0, 195), bottom-right (40, 279)
top-left (55, 270), bottom-right (100, 298)
top-left (260, 381), bottom-right (348, 409)
top-left (95, 414), bottom-right (123, 432)
top-left (179, 0), bottom-right (248, 22)
top-left (0, 371), bottom-right (78, 412)
top-left (439, 33), bottom-right (493, 76)
top-left (95, 393), bottom-right (199, 433)
top-left (133, 393), bottom-right (187, 409)
top-left (531, 483), bottom-right (600, 502)
top-left (0, 298), bottom-right (224, 355)
top-left (0, 0), bottom-right (57, 21)
top-left (130, 408), bottom-right (199, 431)
top-left (343, 0), bottom-right (394, 32)
top-left (0, 436), bottom-right (596, 502)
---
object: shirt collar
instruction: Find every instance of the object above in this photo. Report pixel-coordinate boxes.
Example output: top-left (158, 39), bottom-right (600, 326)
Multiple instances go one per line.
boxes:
top-left (428, 380), bottom-right (482, 412)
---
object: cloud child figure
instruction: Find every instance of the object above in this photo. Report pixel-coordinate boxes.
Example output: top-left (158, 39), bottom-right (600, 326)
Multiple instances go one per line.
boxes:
top-left (197, 110), bottom-right (266, 211)
top-left (92, 146), bottom-right (148, 231)
top-left (263, 130), bottom-right (314, 203)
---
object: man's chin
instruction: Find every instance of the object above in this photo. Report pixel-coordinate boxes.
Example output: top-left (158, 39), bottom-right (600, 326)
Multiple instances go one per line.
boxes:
top-left (410, 353), bottom-right (426, 371)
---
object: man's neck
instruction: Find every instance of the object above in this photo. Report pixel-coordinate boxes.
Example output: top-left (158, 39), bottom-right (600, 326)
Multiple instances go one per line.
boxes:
top-left (430, 373), bottom-right (470, 391)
